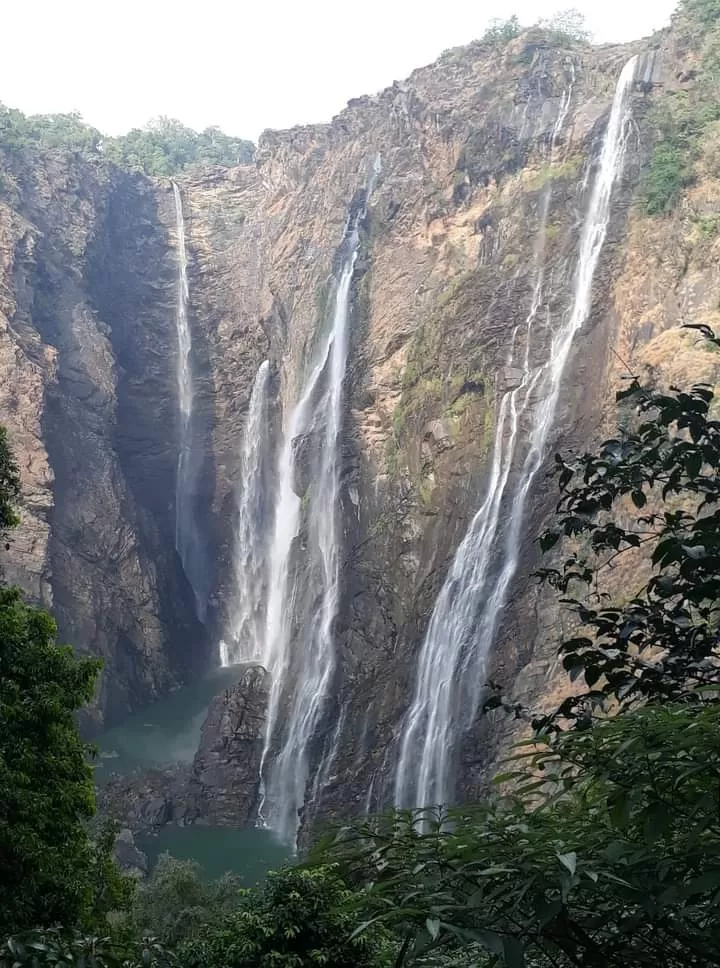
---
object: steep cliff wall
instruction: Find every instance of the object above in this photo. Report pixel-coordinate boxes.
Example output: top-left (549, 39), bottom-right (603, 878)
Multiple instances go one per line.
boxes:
top-left (487, 15), bottom-right (720, 784)
top-left (2, 15), bottom-right (716, 831)
top-left (174, 32), bottom-right (662, 828)
top-left (0, 149), bottom-right (204, 725)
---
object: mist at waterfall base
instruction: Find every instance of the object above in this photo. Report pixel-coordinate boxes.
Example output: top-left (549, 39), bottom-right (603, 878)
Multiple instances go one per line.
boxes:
top-left (394, 54), bottom-right (640, 810)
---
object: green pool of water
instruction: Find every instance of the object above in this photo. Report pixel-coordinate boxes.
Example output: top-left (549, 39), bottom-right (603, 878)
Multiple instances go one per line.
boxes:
top-left (94, 665), bottom-right (246, 776)
top-left (138, 826), bottom-right (291, 883)
top-left (95, 667), bottom-right (293, 881)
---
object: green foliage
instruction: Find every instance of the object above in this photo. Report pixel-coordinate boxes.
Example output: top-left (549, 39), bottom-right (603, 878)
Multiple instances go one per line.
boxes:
top-left (0, 584), bottom-right (104, 931)
top-left (0, 104), bottom-right (253, 178)
top-left (103, 118), bottom-right (254, 177)
top-left (0, 425), bottom-right (121, 933)
top-left (0, 104), bottom-right (101, 156)
top-left (642, 129), bottom-right (698, 215)
top-left (681, 0), bottom-right (720, 27)
top-left (535, 8), bottom-right (591, 44)
top-left (85, 823), bottom-right (137, 933)
top-left (0, 426), bottom-right (20, 538)
top-left (694, 212), bottom-right (720, 236)
top-left (536, 333), bottom-right (720, 727)
top-left (311, 341), bottom-right (720, 966)
top-left (319, 703), bottom-right (720, 967)
top-left (480, 16), bottom-right (522, 47)
top-left (0, 928), bottom-right (174, 968)
top-left (126, 855), bottom-right (243, 945)
top-left (641, 15), bottom-right (720, 215)
top-left (178, 866), bottom-right (391, 968)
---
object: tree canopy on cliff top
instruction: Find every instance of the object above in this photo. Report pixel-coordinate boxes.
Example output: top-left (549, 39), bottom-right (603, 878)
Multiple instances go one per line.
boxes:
top-left (0, 104), bottom-right (254, 176)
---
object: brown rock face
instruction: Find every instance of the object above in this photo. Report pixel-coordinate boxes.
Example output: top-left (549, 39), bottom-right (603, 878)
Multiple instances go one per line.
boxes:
top-left (1, 23), bottom-right (711, 831)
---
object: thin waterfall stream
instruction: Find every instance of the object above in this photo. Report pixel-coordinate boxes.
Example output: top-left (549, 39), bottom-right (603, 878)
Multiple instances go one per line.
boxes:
top-left (220, 359), bottom-right (272, 666)
top-left (394, 56), bottom-right (639, 809)
top-left (172, 181), bottom-right (206, 623)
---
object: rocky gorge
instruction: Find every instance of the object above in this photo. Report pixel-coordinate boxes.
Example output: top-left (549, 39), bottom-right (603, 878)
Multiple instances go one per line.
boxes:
top-left (2, 7), bottom-right (720, 847)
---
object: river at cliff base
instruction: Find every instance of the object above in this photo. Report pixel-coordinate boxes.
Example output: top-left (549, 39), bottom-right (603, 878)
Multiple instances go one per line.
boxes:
top-left (137, 826), bottom-right (291, 883)
top-left (95, 665), bottom-right (245, 775)
top-left (95, 667), bottom-right (291, 880)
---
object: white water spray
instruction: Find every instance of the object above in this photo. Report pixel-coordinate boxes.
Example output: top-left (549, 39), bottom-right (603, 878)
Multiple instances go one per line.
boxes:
top-left (394, 57), bottom-right (638, 809)
top-left (172, 182), bottom-right (206, 622)
top-left (220, 360), bottom-right (272, 666)
top-left (259, 158), bottom-right (381, 843)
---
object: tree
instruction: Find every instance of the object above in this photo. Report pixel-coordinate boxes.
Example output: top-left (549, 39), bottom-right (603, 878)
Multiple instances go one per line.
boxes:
top-left (320, 703), bottom-right (720, 967)
top-left (0, 103), bottom-right (254, 178)
top-left (102, 118), bottom-right (254, 177)
top-left (312, 347), bottom-right (720, 966)
top-left (535, 330), bottom-right (720, 728)
top-left (0, 426), bottom-right (114, 932)
top-left (481, 17), bottom-right (522, 47)
top-left (178, 866), bottom-right (392, 968)
top-left (126, 854), bottom-right (243, 945)
top-left (536, 9), bottom-right (591, 44)
top-left (0, 928), bottom-right (173, 968)
top-left (0, 585), bottom-right (104, 931)
top-left (0, 426), bottom-right (20, 539)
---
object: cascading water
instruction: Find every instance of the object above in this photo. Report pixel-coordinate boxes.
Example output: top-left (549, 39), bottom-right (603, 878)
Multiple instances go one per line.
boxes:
top-left (172, 182), bottom-right (207, 623)
top-left (220, 359), bottom-right (272, 667)
top-left (394, 56), bottom-right (639, 809)
top-left (259, 157), bottom-right (381, 844)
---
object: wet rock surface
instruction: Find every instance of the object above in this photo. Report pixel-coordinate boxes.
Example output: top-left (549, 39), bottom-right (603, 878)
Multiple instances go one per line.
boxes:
top-left (113, 828), bottom-right (149, 878)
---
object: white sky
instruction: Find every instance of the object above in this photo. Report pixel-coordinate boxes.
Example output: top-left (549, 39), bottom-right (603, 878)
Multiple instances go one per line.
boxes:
top-left (2, 0), bottom-right (677, 140)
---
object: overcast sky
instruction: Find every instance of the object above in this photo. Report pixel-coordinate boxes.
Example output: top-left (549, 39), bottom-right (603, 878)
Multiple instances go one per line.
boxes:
top-left (2, 0), bottom-right (677, 140)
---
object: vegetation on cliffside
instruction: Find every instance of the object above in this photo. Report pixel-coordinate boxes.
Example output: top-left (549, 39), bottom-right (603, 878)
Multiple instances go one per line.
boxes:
top-left (102, 118), bottom-right (254, 175)
top-left (0, 432), bottom-right (126, 933)
top-left (313, 346), bottom-right (720, 967)
top-left (642, 0), bottom-right (720, 214)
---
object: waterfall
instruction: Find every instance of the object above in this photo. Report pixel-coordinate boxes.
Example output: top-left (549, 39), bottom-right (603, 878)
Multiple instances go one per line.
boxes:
top-left (220, 359), bottom-right (272, 667)
top-left (394, 56), bottom-right (639, 809)
top-left (172, 182), bottom-right (207, 623)
top-left (259, 157), bottom-right (381, 843)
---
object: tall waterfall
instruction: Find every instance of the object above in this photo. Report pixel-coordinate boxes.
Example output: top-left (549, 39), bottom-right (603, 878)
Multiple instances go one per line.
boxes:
top-left (220, 359), bottom-right (272, 667)
top-left (394, 56), bottom-right (639, 809)
top-left (172, 182), bottom-right (207, 623)
top-left (259, 158), bottom-right (381, 843)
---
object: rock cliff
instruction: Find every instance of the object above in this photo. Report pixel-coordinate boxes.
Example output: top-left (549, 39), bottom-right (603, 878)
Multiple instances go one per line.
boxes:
top-left (2, 11), bottom-right (719, 833)
top-left (0, 151), bottom-right (204, 724)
